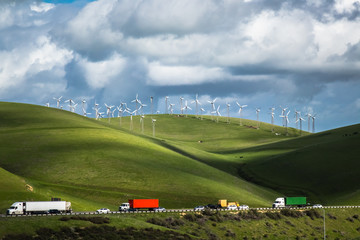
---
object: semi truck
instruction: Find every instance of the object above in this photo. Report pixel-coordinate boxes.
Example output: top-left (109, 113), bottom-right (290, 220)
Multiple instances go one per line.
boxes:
top-left (272, 197), bottom-right (307, 208)
top-left (119, 199), bottom-right (159, 211)
top-left (6, 201), bottom-right (72, 215)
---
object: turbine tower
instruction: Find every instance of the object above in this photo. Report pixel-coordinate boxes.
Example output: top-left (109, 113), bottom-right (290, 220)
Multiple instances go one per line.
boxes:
top-left (152, 118), bottom-right (156, 137)
top-left (269, 107), bottom-right (275, 132)
top-left (165, 96), bottom-right (169, 114)
top-left (294, 110), bottom-right (300, 129)
top-left (226, 103), bottom-right (230, 124)
top-left (306, 113), bottom-right (312, 132)
top-left (236, 102), bottom-right (247, 126)
top-left (200, 108), bottom-right (205, 120)
top-left (131, 94), bottom-right (140, 116)
top-left (212, 105), bottom-right (221, 123)
top-left (280, 106), bottom-right (288, 127)
top-left (296, 114), bottom-right (305, 135)
top-left (311, 114), bottom-right (317, 133)
top-left (183, 101), bottom-right (192, 118)
top-left (105, 104), bottom-right (114, 123)
top-left (169, 103), bottom-right (175, 115)
top-left (150, 96), bottom-right (154, 115)
top-left (280, 110), bottom-right (290, 135)
top-left (208, 98), bottom-right (217, 121)
top-left (191, 94), bottom-right (201, 118)
top-left (140, 115), bottom-right (145, 134)
top-left (53, 96), bottom-right (62, 108)
top-left (65, 99), bottom-right (75, 112)
top-left (256, 108), bottom-right (261, 129)
top-left (117, 106), bottom-right (123, 126)
top-left (180, 97), bottom-right (184, 114)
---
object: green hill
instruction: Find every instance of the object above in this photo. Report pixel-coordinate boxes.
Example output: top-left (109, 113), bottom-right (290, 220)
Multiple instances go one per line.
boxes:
top-left (0, 102), bottom-right (284, 212)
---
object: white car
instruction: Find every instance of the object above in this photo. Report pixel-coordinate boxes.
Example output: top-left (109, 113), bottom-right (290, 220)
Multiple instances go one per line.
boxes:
top-left (194, 206), bottom-right (205, 211)
top-left (227, 205), bottom-right (238, 210)
top-left (154, 207), bottom-right (166, 212)
top-left (96, 208), bottom-right (111, 214)
top-left (238, 205), bottom-right (249, 210)
top-left (313, 204), bottom-right (323, 208)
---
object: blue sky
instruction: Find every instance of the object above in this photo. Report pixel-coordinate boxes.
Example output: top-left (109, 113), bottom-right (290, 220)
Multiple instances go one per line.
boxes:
top-left (0, 0), bottom-right (359, 132)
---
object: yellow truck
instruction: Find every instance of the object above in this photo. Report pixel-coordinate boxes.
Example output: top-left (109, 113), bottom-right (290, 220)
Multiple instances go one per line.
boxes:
top-left (218, 199), bottom-right (239, 208)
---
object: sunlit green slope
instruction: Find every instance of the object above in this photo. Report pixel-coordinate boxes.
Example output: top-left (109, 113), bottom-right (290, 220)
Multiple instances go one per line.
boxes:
top-left (0, 102), bottom-right (281, 212)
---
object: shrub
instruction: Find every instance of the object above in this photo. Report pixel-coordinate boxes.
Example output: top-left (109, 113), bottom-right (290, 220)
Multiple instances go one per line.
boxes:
top-left (304, 209), bottom-right (322, 220)
top-left (280, 209), bottom-right (303, 218)
top-left (265, 211), bottom-right (282, 220)
top-left (183, 213), bottom-right (197, 222)
top-left (346, 217), bottom-right (354, 222)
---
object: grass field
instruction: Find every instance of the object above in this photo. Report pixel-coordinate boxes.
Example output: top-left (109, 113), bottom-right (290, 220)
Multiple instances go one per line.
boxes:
top-left (0, 102), bottom-right (359, 216)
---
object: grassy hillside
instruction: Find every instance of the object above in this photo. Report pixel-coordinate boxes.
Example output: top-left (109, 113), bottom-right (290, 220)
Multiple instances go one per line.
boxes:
top-left (229, 124), bottom-right (360, 205)
top-left (0, 102), bottom-right (284, 212)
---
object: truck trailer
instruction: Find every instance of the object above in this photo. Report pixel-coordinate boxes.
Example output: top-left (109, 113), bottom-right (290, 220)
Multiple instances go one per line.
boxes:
top-left (272, 197), bottom-right (307, 208)
top-left (6, 201), bottom-right (72, 215)
top-left (119, 199), bottom-right (159, 211)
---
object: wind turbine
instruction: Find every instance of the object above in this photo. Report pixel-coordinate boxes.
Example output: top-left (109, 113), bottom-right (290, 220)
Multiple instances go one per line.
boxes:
top-left (138, 102), bottom-right (147, 115)
top-left (81, 99), bottom-right (87, 116)
top-left (208, 98), bottom-right (217, 121)
top-left (165, 96), bottom-right (169, 114)
top-left (105, 104), bottom-right (114, 123)
top-left (45, 101), bottom-right (50, 107)
top-left (182, 101), bottom-right (192, 117)
top-left (117, 106), bottom-right (123, 126)
top-left (306, 113), bottom-right (312, 132)
top-left (191, 94), bottom-right (201, 118)
top-left (169, 103), bottom-right (175, 115)
top-left (131, 94), bottom-right (141, 116)
top-left (294, 110), bottom-right (300, 129)
top-left (269, 107), bottom-right (275, 132)
top-left (69, 103), bottom-right (77, 113)
top-left (96, 111), bottom-right (104, 120)
top-left (129, 109), bottom-right (137, 131)
top-left (150, 96), bottom-right (154, 114)
top-left (280, 110), bottom-right (291, 135)
top-left (255, 108), bottom-right (261, 129)
top-left (65, 99), bottom-right (75, 112)
top-left (296, 114), bottom-right (305, 135)
top-left (236, 102), bottom-right (247, 126)
top-left (53, 96), bottom-right (62, 108)
top-left (200, 108), bottom-right (205, 120)
top-left (279, 106), bottom-right (288, 127)
top-left (152, 118), bottom-right (156, 137)
top-left (180, 97), bottom-right (184, 114)
top-left (212, 105), bottom-right (221, 123)
top-left (226, 103), bottom-right (231, 124)
top-left (311, 114), bottom-right (317, 133)
top-left (140, 115), bottom-right (145, 134)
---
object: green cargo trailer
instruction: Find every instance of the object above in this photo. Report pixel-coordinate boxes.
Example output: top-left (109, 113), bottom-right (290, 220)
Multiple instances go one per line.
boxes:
top-left (285, 197), bottom-right (307, 206)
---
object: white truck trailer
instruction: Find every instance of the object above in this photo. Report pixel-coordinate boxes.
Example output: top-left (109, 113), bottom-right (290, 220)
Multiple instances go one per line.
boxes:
top-left (6, 201), bottom-right (72, 215)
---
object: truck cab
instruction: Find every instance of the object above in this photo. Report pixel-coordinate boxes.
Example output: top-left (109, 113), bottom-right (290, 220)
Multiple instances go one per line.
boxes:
top-left (7, 202), bottom-right (24, 215)
top-left (119, 203), bottom-right (130, 211)
top-left (272, 197), bottom-right (285, 208)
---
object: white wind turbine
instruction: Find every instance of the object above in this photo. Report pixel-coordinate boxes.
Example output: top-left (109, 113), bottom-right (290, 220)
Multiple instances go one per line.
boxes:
top-left (150, 96), bottom-right (154, 114)
top-left (269, 107), bottom-right (275, 132)
top-left (70, 103), bottom-right (77, 113)
top-left (212, 105), bottom-right (221, 123)
top-left (256, 108), bottom-right (261, 129)
top-left (306, 113), bottom-right (312, 132)
top-left (296, 114), bottom-right (305, 135)
top-left (81, 99), bottom-right (87, 116)
top-left (96, 111), bottom-right (104, 120)
top-left (138, 101), bottom-right (147, 115)
top-left (105, 104), bottom-right (114, 123)
top-left (45, 100), bottom-right (50, 107)
top-left (140, 115), bottom-right (145, 134)
top-left (65, 99), bottom-right (75, 112)
top-left (279, 106), bottom-right (288, 126)
top-left (152, 118), bottom-right (156, 137)
top-left (208, 98), bottom-right (217, 121)
top-left (191, 94), bottom-right (201, 118)
top-left (165, 96), bottom-right (169, 114)
top-left (311, 113), bottom-right (317, 133)
top-left (226, 103), bottom-right (231, 124)
top-left (180, 97), bottom-right (184, 114)
top-left (129, 109), bottom-right (137, 131)
top-left (294, 110), bottom-right (301, 129)
top-left (117, 106), bottom-right (123, 126)
top-left (53, 96), bottom-right (62, 108)
top-left (236, 102), bottom-right (247, 126)
top-left (200, 108), bottom-right (205, 120)
top-left (169, 103), bottom-right (175, 115)
top-left (131, 94), bottom-right (141, 116)
top-left (182, 100), bottom-right (192, 117)
top-left (280, 110), bottom-right (291, 135)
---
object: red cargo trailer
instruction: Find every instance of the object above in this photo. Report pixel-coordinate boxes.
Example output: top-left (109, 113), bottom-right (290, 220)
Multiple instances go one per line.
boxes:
top-left (129, 199), bottom-right (159, 210)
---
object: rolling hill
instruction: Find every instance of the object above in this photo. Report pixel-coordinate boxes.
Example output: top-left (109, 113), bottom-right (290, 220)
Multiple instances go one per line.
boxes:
top-left (0, 102), bottom-right (283, 212)
top-left (0, 102), bottom-right (358, 213)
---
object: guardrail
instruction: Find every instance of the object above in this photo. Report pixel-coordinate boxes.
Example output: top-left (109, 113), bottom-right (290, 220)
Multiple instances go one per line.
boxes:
top-left (2, 206), bottom-right (360, 218)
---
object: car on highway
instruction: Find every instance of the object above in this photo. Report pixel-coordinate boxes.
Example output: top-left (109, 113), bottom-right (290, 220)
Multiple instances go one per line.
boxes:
top-left (96, 208), bottom-right (111, 214)
top-left (313, 204), bottom-right (323, 208)
top-left (238, 205), bottom-right (249, 210)
top-left (154, 207), bottom-right (166, 212)
top-left (205, 204), bottom-right (218, 209)
top-left (194, 206), bottom-right (205, 211)
top-left (227, 204), bottom-right (238, 210)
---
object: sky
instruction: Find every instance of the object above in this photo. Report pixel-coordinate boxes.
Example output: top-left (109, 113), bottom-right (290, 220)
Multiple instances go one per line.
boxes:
top-left (0, 0), bottom-right (359, 132)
